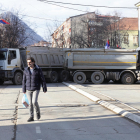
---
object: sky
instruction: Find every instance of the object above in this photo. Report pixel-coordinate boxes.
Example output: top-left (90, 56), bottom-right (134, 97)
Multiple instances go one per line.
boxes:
top-left (0, 0), bottom-right (139, 41)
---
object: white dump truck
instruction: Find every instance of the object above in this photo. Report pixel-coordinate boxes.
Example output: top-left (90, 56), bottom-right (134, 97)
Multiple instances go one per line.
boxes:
top-left (0, 47), bottom-right (140, 85)
top-left (0, 48), bottom-right (27, 85)
top-left (0, 47), bottom-right (69, 85)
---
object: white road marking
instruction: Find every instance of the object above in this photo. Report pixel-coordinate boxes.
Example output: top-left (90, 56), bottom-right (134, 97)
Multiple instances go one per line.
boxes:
top-left (36, 126), bottom-right (41, 133)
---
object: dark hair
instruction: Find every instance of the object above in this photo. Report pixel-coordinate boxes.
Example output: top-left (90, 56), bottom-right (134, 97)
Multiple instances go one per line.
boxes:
top-left (27, 57), bottom-right (35, 63)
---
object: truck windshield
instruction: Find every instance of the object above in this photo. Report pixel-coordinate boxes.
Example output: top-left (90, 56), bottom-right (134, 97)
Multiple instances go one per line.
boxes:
top-left (0, 52), bottom-right (7, 60)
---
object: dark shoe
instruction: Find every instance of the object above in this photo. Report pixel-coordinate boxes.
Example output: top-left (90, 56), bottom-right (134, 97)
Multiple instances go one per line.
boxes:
top-left (37, 113), bottom-right (41, 120)
top-left (27, 117), bottom-right (34, 122)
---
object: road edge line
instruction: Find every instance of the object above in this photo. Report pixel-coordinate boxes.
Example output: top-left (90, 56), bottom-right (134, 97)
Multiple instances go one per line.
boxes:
top-left (62, 82), bottom-right (140, 125)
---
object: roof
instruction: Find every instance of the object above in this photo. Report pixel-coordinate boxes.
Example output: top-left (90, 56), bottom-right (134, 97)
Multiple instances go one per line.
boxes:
top-left (97, 15), bottom-right (117, 18)
top-left (52, 12), bottom-right (96, 35)
top-left (0, 48), bottom-right (8, 52)
top-left (110, 18), bottom-right (138, 31)
top-left (69, 12), bottom-right (95, 19)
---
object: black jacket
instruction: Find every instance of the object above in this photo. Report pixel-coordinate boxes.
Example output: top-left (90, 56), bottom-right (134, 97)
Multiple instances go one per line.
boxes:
top-left (22, 65), bottom-right (47, 93)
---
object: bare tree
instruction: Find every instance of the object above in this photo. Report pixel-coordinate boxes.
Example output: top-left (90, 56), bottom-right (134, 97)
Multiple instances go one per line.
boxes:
top-left (0, 11), bottom-right (36, 48)
top-left (51, 11), bottom-right (132, 49)
top-left (71, 11), bottom-right (134, 49)
top-left (45, 20), bottom-right (63, 47)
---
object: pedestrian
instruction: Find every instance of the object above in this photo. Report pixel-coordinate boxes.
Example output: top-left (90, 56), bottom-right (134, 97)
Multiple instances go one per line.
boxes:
top-left (22, 57), bottom-right (47, 122)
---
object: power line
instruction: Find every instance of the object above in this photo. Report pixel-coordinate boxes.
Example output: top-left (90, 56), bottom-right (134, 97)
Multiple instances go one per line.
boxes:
top-left (21, 14), bottom-right (63, 22)
top-left (38, 0), bottom-right (137, 9)
top-left (24, 1), bottom-right (56, 20)
top-left (0, 5), bottom-right (137, 27)
top-left (40, 1), bottom-right (88, 12)
top-left (0, 8), bottom-right (64, 22)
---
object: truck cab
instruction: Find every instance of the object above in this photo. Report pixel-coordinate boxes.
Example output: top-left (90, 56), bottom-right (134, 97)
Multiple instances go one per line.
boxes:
top-left (0, 48), bottom-right (25, 85)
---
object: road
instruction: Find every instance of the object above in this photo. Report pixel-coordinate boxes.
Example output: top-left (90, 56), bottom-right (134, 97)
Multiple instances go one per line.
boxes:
top-left (0, 82), bottom-right (140, 140)
top-left (79, 81), bottom-right (140, 112)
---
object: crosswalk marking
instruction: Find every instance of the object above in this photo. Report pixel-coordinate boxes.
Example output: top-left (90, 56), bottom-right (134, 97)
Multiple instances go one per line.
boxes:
top-left (36, 126), bottom-right (41, 133)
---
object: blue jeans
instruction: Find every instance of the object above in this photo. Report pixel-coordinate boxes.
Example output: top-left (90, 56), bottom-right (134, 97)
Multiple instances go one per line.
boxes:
top-left (26, 90), bottom-right (40, 118)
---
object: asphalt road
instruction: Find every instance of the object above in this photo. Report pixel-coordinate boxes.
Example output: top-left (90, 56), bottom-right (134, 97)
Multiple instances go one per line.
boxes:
top-left (79, 81), bottom-right (140, 111)
top-left (1, 82), bottom-right (140, 140)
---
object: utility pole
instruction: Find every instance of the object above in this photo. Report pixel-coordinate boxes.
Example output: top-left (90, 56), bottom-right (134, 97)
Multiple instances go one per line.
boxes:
top-left (135, 2), bottom-right (140, 47)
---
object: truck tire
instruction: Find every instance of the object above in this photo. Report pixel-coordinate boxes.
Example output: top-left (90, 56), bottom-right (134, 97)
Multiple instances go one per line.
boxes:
top-left (73, 72), bottom-right (86, 84)
top-left (0, 79), bottom-right (4, 85)
top-left (12, 72), bottom-right (23, 85)
top-left (59, 70), bottom-right (69, 82)
top-left (91, 72), bottom-right (104, 84)
top-left (121, 73), bottom-right (135, 84)
top-left (50, 71), bottom-right (58, 83)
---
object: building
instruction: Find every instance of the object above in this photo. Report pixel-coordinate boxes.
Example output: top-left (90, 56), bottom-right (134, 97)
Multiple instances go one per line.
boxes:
top-left (52, 12), bottom-right (118, 48)
top-left (108, 18), bottom-right (138, 49)
top-left (52, 12), bottom-right (96, 48)
top-left (30, 41), bottom-right (51, 47)
top-left (52, 11), bottom-right (138, 49)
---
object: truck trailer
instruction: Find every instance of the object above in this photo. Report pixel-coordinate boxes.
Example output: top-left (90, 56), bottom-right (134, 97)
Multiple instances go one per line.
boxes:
top-left (0, 47), bottom-right (140, 85)
top-left (64, 48), bottom-right (140, 84)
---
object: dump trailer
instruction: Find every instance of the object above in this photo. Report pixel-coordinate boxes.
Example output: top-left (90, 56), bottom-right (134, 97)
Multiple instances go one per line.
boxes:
top-left (0, 47), bottom-right (70, 85)
top-left (26, 47), bottom-right (70, 83)
top-left (64, 48), bottom-right (140, 84)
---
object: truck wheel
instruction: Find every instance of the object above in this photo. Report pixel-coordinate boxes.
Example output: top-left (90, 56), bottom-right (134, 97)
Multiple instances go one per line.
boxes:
top-left (91, 72), bottom-right (104, 84)
top-left (73, 72), bottom-right (86, 84)
top-left (50, 71), bottom-right (58, 83)
top-left (59, 70), bottom-right (69, 82)
top-left (0, 79), bottom-right (4, 85)
top-left (121, 73), bottom-right (135, 84)
top-left (12, 72), bottom-right (23, 85)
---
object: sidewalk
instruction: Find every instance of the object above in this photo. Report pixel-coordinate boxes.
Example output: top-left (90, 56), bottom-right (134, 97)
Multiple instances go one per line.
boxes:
top-left (0, 83), bottom-right (21, 140)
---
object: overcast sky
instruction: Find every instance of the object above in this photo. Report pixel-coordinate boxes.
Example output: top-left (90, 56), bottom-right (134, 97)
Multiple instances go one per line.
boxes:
top-left (0, 0), bottom-right (139, 40)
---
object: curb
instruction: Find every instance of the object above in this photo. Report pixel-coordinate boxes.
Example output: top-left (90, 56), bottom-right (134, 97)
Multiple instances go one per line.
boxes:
top-left (62, 82), bottom-right (140, 125)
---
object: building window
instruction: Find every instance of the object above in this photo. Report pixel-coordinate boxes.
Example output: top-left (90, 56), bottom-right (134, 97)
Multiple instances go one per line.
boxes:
top-left (123, 35), bottom-right (129, 44)
top-left (8, 50), bottom-right (16, 64)
top-left (133, 35), bottom-right (138, 46)
top-left (61, 25), bottom-right (64, 31)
